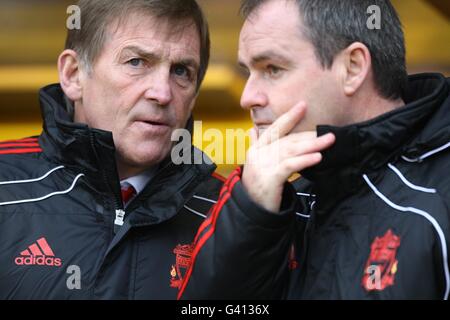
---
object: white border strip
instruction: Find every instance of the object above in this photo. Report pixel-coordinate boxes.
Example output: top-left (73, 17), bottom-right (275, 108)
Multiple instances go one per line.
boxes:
top-left (0, 166), bottom-right (65, 185)
top-left (296, 212), bottom-right (311, 219)
top-left (184, 205), bottom-right (207, 219)
top-left (388, 163), bottom-right (436, 193)
top-left (0, 174), bottom-right (84, 207)
top-left (363, 174), bottom-right (449, 300)
top-left (402, 141), bottom-right (450, 163)
top-left (192, 195), bottom-right (217, 204)
top-left (297, 192), bottom-right (316, 197)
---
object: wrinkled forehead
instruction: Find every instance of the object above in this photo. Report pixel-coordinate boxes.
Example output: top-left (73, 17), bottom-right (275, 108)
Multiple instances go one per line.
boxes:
top-left (107, 11), bottom-right (200, 46)
top-left (91, 11), bottom-right (201, 66)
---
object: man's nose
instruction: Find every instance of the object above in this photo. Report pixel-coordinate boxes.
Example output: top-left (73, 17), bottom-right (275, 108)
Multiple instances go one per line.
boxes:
top-left (240, 78), bottom-right (268, 111)
top-left (144, 69), bottom-right (173, 106)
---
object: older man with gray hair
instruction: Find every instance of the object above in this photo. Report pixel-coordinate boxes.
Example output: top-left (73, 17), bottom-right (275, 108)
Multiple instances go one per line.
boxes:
top-left (0, 0), bottom-right (223, 299)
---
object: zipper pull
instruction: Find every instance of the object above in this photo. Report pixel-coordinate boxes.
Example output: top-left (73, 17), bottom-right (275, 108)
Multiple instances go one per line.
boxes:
top-left (114, 209), bottom-right (126, 233)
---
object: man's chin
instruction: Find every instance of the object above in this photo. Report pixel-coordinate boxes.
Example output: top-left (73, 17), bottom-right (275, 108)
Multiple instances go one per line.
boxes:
top-left (119, 145), bottom-right (170, 169)
top-left (255, 123), bottom-right (314, 136)
top-left (133, 150), bottom-right (169, 167)
top-left (291, 123), bottom-right (312, 134)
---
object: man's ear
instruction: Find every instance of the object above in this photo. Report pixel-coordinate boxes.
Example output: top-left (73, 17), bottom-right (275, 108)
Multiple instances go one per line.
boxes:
top-left (58, 49), bottom-right (84, 101)
top-left (340, 42), bottom-right (372, 97)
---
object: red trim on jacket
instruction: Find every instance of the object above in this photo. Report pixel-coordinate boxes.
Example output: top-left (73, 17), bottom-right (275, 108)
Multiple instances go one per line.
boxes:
top-left (0, 148), bottom-right (42, 155)
top-left (178, 167), bottom-right (241, 299)
top-left (0, 143), bottom-right (40, 148)
top-left (0, 137), bottom-right (41, 155)
top-left (0, 137), bottom-right (38, 144)
top-left (211, 172), bottom-right (227, 183)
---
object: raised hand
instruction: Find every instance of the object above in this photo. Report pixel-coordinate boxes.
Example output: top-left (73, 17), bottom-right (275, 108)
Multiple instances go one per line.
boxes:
top-left (242, 102), bottom-right (335, 213)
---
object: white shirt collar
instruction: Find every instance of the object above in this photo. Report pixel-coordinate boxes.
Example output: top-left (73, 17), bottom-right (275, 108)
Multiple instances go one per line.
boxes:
top-left (120, 169), bottom-right (155, 195)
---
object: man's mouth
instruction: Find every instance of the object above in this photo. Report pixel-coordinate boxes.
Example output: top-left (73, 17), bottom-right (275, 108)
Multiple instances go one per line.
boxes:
top-left (135, 115), bottom-right (172, 126)
top-left (134, 119), bottom-right (171, 133)
top-left (139, 120), bottom-right (169, 126)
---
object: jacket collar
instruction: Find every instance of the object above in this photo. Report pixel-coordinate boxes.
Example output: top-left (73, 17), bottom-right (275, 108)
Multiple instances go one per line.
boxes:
top-left (38, 84), bottom-right (117, 191)
top-left (301, 73), bottom-right (449, 209)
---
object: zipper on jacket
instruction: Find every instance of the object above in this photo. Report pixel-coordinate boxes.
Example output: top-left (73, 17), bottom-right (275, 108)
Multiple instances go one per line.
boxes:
top-left (114, 209), bottom-right (126, 229)
top-left (112, 161), bottom-right (175, 232)
top-left (89, 131), bottom-right (124, 234)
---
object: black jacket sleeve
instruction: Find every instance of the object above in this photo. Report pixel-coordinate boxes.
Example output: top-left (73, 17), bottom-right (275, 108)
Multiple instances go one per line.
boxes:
top-left (178, 167), bottom-right (298, 299)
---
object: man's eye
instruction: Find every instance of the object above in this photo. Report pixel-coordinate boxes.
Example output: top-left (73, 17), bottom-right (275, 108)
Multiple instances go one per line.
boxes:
top-left (173, 65), bottom-right (189, 78)
top-left (127, 58), bottom-right (143, 67)
top-left (267, 65), bottom-right (282, 76)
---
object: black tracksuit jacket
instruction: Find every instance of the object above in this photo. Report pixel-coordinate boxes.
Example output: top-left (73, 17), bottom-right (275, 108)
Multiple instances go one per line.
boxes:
top-left (0, 84), bottom-right (223, 299)
top-left (180, 73), bottom-right (450, 300)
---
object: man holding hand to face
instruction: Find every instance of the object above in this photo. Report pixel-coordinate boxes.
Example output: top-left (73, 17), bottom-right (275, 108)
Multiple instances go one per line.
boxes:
top-left (180, 0), bottom-right (450, 300)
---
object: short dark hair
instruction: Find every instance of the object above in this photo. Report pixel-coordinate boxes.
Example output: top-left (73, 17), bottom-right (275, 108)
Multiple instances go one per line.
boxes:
top-left (66, 0), bottom-right (210, 90)
top-left (241, 0), bottom-right (407, 100)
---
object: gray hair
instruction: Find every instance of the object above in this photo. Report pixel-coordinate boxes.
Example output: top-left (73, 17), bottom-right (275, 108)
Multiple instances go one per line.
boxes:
top-left (66, 0), bottom-right (210, 91)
